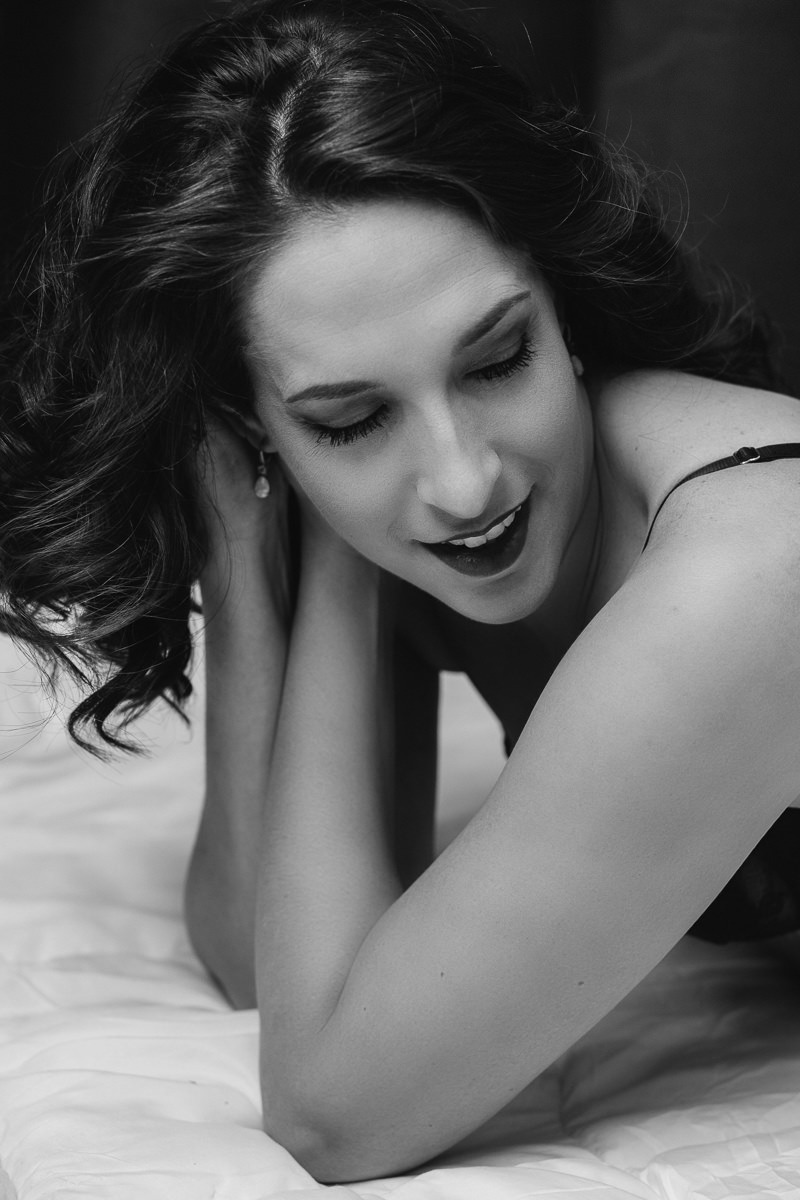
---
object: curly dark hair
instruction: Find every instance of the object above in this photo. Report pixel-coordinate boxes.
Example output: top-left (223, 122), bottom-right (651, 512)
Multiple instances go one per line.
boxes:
top-left (0, 0), bottom-right (782, 753)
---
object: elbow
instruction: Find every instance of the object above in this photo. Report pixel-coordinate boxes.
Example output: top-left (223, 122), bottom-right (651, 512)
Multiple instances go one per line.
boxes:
top-left (262, 1116), bottom-right (348, 1184)
top-left (261, 1077), bottom-right (422, 1183)
top-left (261, 1097), bottom-right (371, 1183)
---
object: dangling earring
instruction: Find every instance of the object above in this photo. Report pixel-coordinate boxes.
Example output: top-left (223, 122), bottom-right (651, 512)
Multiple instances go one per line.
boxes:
top-left (254, 449), bottom-right (271, 499)
top-left (570, 353), bottom-right (585, 377)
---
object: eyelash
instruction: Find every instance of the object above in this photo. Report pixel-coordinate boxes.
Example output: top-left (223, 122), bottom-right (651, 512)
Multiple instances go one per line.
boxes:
top-left (310, 333), bottom-right (535, 449)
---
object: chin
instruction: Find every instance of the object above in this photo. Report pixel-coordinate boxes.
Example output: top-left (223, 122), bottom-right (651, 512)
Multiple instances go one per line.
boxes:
top-left (380, 544), bottom-right (549, 626)
top-left (420, 571), bottom-right (543, 625)
top-left (446, 593), bottom-right (539, 626)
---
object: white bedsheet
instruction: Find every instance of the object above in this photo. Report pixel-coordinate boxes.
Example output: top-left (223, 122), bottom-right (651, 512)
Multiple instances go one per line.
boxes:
top-left (3, 630), bottom-right (800, 1199)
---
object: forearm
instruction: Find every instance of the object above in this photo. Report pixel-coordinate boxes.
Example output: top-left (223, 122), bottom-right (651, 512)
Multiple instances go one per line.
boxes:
top-left (185, 544), bottom-right (287, 1008)
top-left (255, 537), bottom-right (402, 1122)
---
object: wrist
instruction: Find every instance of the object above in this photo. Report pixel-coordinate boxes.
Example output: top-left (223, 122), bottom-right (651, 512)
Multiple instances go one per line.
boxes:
top-left (301, 533), bottom-right (379, 613)
top-left (200, 537), bottom-right (292, 636)
top-left (301, 510), bottom-right (377, 579)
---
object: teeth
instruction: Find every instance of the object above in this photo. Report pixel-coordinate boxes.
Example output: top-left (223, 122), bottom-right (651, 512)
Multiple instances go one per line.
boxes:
top-left (446, 504), bottom-right (520, 548)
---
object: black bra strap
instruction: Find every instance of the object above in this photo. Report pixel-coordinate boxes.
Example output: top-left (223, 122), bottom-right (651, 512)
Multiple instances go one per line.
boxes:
top-left (643, 443), bottom-right (800, 550)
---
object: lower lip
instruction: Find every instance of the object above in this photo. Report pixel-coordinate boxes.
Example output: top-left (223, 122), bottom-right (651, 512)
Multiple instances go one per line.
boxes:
top-left (423, 495), bottom-right (531, 578)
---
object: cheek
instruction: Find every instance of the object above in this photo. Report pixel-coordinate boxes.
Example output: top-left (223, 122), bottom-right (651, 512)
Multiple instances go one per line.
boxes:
top-left (322, 484), bottom-right (398, 553)
top-left (528, 373), bottom-right (592, 463)
top-left (276, 444), bottom-right (394, 550)
top-left (499, 355), bottom-right (577, 436)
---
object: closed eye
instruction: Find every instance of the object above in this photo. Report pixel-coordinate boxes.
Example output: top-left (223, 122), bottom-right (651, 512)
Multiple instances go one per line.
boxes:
top-left (310, 407), bottom-right (389, 448)
top-left (307, 334), bottom-right (534, 449)
top-left (469, 334), bottom-right (534, 382)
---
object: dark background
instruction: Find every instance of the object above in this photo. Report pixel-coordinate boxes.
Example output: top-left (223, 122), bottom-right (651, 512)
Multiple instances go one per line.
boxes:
top-left (2, 0), bottom-right (799, 391)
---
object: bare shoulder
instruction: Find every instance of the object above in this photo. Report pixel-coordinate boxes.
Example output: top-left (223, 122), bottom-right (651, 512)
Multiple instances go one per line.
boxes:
top-left (602, 456), bottom-right (800, 764)
top-left (584, 373), bottom-right (800, 777)
top-left (586, 371), bottom-right (800, 590)
top-left (592, 369), bottom-right (800, 503)
top-left (629, 425), bottom-right (800, 635)
top-left (593, 368), bottom-right (800, 439)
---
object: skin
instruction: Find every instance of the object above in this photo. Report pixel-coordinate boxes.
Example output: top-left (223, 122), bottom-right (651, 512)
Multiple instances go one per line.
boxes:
top-left (185, 198), bottom-right (800, 1183)
top-left (240, 200), bottom-right (598, 630)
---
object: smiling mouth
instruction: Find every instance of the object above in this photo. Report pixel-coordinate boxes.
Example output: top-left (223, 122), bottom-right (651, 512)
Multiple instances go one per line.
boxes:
top-left (422, 495), bottom-right (531, 578)
top-left (437, 501), bottom-right (524, 548)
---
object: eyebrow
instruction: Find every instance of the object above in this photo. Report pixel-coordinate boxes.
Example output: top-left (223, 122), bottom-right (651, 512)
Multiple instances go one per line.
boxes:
top-left (283, 289), bottom-right (532, 405)
top-left (457, 289), bottom-right (531, 349)
top-left (284, 379), bottom-right (380, 405)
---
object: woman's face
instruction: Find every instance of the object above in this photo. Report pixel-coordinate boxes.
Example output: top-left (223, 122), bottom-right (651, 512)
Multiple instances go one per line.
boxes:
top-left (242, 199), bottom-right (594, 624)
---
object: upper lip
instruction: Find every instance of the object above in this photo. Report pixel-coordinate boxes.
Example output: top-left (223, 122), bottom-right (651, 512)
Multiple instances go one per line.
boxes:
top-left (427, 498), bottom-right (525, 545)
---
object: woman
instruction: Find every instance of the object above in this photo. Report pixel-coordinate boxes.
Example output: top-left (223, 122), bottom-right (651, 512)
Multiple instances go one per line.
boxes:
top-left (2, 0), bottom-right (800, 1182)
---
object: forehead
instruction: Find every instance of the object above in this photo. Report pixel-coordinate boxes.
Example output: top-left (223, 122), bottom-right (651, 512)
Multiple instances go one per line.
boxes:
top-left (242, 200), bottom-right (545, 385)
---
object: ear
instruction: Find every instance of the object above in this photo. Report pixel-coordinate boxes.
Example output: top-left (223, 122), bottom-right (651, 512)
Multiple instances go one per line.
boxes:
top-left (215, 403), bottom-right (276, 453)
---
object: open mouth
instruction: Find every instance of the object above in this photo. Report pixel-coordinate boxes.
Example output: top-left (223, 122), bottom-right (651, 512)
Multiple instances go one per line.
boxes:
top-left (422, 495), bottom-right (531, 577)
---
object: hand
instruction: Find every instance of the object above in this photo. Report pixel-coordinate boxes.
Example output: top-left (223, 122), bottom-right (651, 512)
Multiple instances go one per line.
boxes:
top-left (197, 417), bottom-right (293, 622)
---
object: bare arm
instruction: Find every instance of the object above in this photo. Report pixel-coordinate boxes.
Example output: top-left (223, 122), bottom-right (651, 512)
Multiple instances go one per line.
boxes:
top-left (184, 431), bottom-right (439, 1007)
top-left (254, 482), bottom-right (800, 1182)
top-left (184, 427), bottom-right (291, 1009)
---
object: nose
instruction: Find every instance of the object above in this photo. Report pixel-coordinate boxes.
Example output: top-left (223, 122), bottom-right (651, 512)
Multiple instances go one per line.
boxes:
top-left (415, 412), bottom-right (502, 519)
